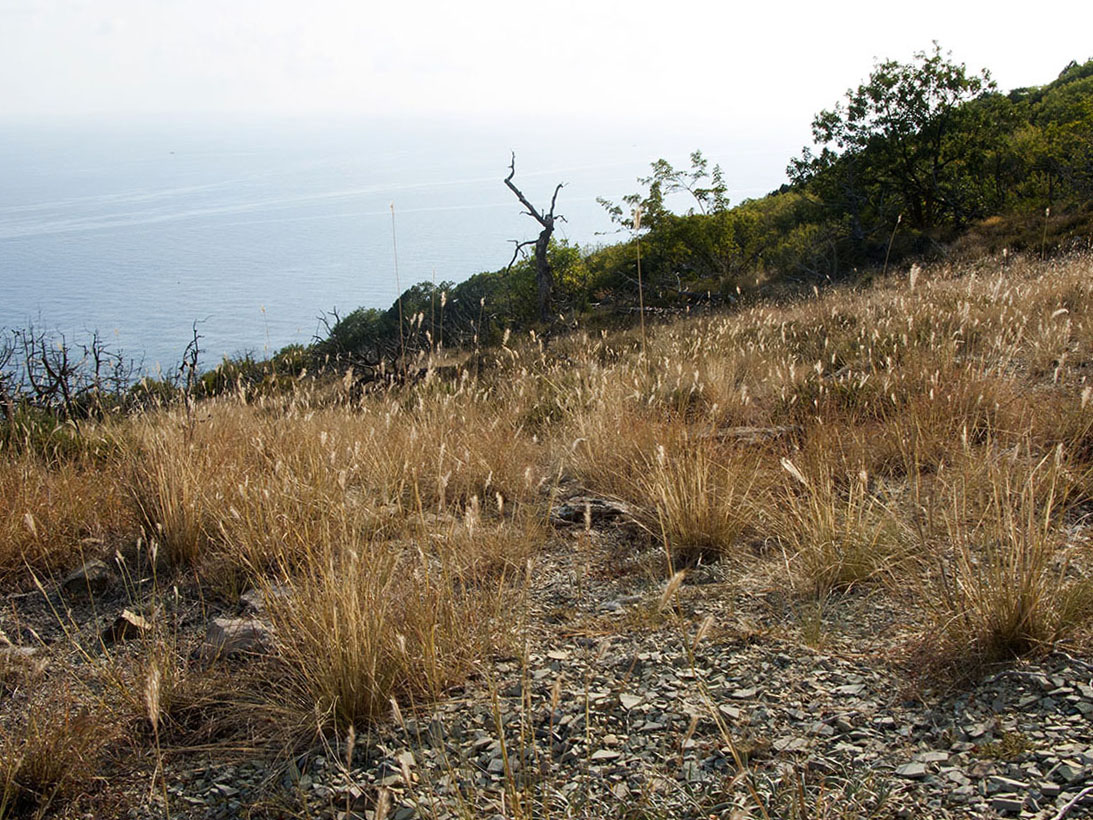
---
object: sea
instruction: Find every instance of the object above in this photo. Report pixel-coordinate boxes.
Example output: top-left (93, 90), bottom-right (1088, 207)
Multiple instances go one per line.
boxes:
top-left (0, 114), bottom-right (795, 374)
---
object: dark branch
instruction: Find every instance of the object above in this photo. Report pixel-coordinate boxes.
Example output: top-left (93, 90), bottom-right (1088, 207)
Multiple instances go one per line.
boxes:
top-left (548, 183), bottom-right (564, 219)
top-left (505, 152), bottom-right (546, 226)
top-left (506, 239), bottom-right (536, 270)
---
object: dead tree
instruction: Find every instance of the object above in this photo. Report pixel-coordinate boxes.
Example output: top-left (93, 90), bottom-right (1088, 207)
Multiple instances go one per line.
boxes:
top-left (505, 153), bottom-right (564, 323)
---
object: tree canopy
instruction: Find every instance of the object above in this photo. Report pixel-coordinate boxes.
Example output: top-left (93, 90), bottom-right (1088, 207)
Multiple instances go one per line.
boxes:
top-left (788, 43), bottom-right (995, 232)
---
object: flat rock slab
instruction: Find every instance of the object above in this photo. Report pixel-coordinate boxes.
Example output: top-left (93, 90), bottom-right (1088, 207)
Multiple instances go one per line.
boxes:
top-left (895, 762), bottom-right (928, 779)
top-left (102, 609), bottom-right (152, 644)
top-left (551, 497), bottom-right (633, 526)
top-left (987, 775), bottom-right (1029, 794)
top-left (990, 796), bottom-right (1025, 814)
top-left (917, 751), bottom-right (949, 764)
top-left (201, 617), bottom-right (271, 660)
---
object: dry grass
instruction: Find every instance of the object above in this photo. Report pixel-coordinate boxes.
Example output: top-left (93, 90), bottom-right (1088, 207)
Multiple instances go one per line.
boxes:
top-left (0, 451), bottom-right (135, 583)
top-left (128, 430), bottom-right (217, 568)
top-left (775, 462), bottom-right (909, 596)
top-left (557, 251), bottom-right (1093, 657)
top-left (921, 443), bottom-right (1088, 669)
top-left (262, 515), bottom-right (537, 729)
top-left (118, 374), bottom-right (550, 730)
top-left (2, 251), bottom-right (1093, 813)
top-left (644, 442), bottom-right (758, 566)
top-left (0, 687), bottom-right (117, 819)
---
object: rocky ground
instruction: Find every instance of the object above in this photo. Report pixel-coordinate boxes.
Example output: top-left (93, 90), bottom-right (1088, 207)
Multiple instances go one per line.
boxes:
top-left (4, 495), bottom-right (1093, 820)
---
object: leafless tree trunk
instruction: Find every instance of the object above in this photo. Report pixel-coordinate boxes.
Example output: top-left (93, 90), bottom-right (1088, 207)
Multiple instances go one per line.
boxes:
top-left (0, 334), bottom-right (16, 424)
top-left (505, 153), bottom-right (564, 323)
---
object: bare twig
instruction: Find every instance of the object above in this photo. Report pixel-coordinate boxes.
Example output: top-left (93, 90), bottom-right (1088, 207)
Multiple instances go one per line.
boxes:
top-left (1052, 786), bottom-right (1093, 820)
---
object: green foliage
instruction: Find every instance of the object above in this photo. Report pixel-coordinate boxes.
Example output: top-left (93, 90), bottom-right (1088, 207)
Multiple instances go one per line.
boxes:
top-left (1035, 72), bottom-right (1093, 198)
top-left (584, 187), bottom-right (839, 304)
top-left (549, 240), bottom-right (592, 303)
top-left (0, 407), bottom-right (90, 462)
top-left (314, 240), bottom-right (598, 363)
top-left (196, 345), bottom-right (311, 398)
top-left (598, 150), bottom-right (728, 232)
top-left (790, 43), bottom-right (996, 234)
top-left (128, 377), bottom-right (178, 410)
top-left (782, 47), bottom-right (1093, 275)
top-left (315, 306), bottom-right (396, 362)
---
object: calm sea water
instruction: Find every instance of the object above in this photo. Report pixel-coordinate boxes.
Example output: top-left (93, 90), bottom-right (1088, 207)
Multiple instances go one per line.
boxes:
top-left (0, 116), bottom-right (792, 372)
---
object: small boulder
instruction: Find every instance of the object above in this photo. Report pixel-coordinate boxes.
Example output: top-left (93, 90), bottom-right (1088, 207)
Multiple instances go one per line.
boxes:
top-left (61, 559), bottom-right (116, 598)
top-left (239, 589), bottom-right (265, 614)
top-left (551, 497), bottom-right (632, 527)
top-left (238, 585), bottom-right (288, 615)
top-left (101, 609), bottom-right (152, 644)
top-left (202, 617), bottom-right (270, 660)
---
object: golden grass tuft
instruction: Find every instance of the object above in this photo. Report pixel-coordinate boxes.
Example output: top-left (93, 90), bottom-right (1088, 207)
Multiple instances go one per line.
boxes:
top-left (0, 452), bottom-right (135, 583)
top-left (0, 689), bottom-right (116, 819)
top-left (922, 443), bottom-right (1086, 670)
top-left (776, 461), bottom-right (909, 596)
top-left (645, 442), bottom-right (758, 565)
top-left (261, 514), bottom-right (539, 729)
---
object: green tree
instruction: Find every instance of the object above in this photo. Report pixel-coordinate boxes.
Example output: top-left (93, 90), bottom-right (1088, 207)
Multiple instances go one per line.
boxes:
top-left (598, 150), bottom-right (728, 231)
top-left (789, 43), bottom-right (995, 231)
top-left (1035, 65), bottom-right (1093, 200)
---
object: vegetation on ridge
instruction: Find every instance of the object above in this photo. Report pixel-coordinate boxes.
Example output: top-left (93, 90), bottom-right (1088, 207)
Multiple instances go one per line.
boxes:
top-left (2, 45), bottom-right (1090, 413)
top-left (311, 45), bottom-right (1093, 372)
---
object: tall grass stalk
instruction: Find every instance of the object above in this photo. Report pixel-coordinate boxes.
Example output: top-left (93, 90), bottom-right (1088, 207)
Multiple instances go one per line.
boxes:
top-left (391, 202), bottom-right (406, 372)
top-left (634, 205), bottom-right (647, 360)
top-left (882, 213), bottom-right (902, 277)
top-left (1042, 206), bottom-right (1051, 261)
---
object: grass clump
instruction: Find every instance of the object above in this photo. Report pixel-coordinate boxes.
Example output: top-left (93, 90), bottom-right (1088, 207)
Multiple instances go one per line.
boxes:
top-left (976, 729), bottom-right (1031, 761)
top-left (0, 693), bottom-right (115, 819)
top-left (261, 513), bottom-right (539, 730)
top-left (776, 460), bottom-right (908, 596)
top-left (0, 452), bottom-right (134, 583)
top-left (924, 443), bottom-right (1084, 670)
top-left (2, 252), bottom-right (1093, 815)
top-left (645, 442), bottom-right (757, 566)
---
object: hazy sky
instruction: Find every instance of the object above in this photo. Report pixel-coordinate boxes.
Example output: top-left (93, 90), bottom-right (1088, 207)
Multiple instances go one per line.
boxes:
top-left (3, 0), bottom-right (1091, 133)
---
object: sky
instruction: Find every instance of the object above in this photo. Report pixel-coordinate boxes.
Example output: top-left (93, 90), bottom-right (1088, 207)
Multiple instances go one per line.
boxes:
top-left (3, 0), bottom-right (1092, 137)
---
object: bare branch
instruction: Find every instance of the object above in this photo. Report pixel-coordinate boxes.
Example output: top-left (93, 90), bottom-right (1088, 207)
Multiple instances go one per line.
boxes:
top-left (548, 183), bottom-right (564, 219)
top-left (505, 153), bottom-right (565, 324)
top-left (506, 239), bottom-right (537, 271)
top-left (504, 152), bottom-right (546, 226)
